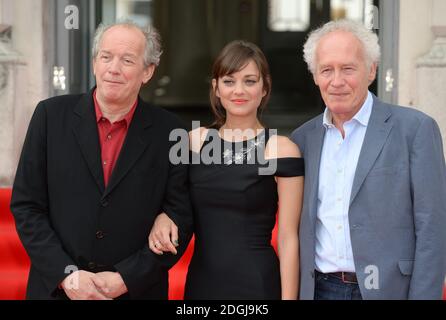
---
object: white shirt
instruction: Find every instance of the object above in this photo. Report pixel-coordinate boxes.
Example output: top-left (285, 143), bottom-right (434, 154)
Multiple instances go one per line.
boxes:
top-left (315, 91), bottom-right (373, 273)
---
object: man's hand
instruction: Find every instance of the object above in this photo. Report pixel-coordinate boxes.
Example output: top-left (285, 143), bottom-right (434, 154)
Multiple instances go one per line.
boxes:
top-left (148, 212), bottom-right (179, 255)
top-left (93, 272), bottom-right (128, 299)
top-left (61, 270), bottom-right (111, 300)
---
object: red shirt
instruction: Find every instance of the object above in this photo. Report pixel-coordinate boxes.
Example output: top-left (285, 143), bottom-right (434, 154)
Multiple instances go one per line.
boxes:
top-left (93, 90), bottom-right (137, 187)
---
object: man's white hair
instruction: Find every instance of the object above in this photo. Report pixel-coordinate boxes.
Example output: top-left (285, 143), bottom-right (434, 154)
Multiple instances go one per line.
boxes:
top-left (92, 19), bottom-right (162, 67)
top-left (303, 19), bottom-right (381, 74)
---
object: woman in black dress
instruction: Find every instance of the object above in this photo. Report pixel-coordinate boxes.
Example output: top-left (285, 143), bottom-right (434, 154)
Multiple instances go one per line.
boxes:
top-left (149, 40), bottom-right (304, 299)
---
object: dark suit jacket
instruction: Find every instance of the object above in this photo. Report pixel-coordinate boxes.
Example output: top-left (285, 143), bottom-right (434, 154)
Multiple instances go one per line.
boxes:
top-left (10, 89), bottom-right (193, 299)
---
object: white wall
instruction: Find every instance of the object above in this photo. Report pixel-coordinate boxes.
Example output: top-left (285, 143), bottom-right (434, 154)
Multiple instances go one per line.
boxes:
top-left (0, 0), bottom-right (50, 186)
top-left (399, 0), bottom-right (446, 156)
top-left (12, 0), bottom-right (49, 105)
top-left (0, 0), bottom-right (13, 25)
top-left (414, 0), bottom-right (446, 154)
top-left (398, 0), bottom-right (434, 107)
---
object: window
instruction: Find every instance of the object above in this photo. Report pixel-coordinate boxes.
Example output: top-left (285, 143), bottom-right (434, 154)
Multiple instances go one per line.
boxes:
top-left (331, 0), bottom-right (375, 26)
top-left (268, 0), bottom-right (310, 32)
top-left (102, 0), bottom-right (153, 27)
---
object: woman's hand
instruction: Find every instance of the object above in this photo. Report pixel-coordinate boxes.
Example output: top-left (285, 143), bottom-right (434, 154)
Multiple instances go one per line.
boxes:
top-left (148, 212), bottom-right (179, 255)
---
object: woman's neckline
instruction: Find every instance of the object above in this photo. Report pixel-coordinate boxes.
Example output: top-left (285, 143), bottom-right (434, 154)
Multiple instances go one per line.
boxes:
top-left (217, 128), bottom-right (266, 143)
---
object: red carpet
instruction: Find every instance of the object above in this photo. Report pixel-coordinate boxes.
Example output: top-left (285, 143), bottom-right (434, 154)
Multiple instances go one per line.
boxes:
top-left (0, 187), bottom-right (192, 300)
top-left (1, 188), bottom-right (444, 300)
top-left (0, 188), bottom-right (275, 300)
top-left (168, 236), bottom-right (194, 300)
top-left (0, 189), bottom-right (30, 300)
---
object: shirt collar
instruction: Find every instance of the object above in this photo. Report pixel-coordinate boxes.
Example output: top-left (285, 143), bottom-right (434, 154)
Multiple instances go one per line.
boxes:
top-left (93, 89), bottom-right (138, 127)
top-left (323, 91), bottom-right (373, 129)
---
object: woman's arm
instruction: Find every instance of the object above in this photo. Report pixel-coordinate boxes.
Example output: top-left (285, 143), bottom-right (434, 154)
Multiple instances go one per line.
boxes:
top-left (267, 135), bottom-right (303, 300)
top-left (148, 127), bottom-right (209, 255)
top-left (277, 173), bottom-right (303, 299)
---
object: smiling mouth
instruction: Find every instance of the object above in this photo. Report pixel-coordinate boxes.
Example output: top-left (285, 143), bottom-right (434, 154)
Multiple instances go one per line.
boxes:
top-left (232, 99), bottom-right (248, 104)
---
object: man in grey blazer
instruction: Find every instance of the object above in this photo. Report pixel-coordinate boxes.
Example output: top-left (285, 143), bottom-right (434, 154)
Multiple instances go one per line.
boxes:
top-left (291, 20), bottom-right (446, 300)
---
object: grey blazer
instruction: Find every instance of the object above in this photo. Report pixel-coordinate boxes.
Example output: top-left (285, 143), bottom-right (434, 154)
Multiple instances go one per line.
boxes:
top-left (291, 95), bottom-right (446, 299)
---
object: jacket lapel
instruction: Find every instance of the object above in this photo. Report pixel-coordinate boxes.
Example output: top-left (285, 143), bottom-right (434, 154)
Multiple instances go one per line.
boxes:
top-left (72, 90), bottom-right (105, 194)
top-left (103, 98), bottom-right (154, 198)
top-left (349, 96), bottom-right (393, 206)
top-left (307, 116), bottom-right (326, 227)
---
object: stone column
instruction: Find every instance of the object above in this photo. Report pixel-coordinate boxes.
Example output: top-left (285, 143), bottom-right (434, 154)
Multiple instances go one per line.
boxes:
top-left (416, 0), bottom-right (446, 154)
top-left (0, 38), bottom-right (27, 187)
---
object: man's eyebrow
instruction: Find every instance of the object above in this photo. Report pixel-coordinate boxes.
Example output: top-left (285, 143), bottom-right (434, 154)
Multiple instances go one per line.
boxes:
top-left (342, 63), bottom-right (357, 67)
top-left (98, 50), bottom-right (138, 58)
top-left (122, 53), bottom-right (137, 58)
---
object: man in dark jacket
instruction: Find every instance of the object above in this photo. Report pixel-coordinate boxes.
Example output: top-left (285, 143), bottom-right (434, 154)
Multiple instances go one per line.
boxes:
top-left (10, 21), bottom-right (193, 300)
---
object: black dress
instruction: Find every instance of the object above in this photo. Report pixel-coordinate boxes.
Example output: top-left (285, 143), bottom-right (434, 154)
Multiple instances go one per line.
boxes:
top-left (185, 129), bottom-right (304, 300)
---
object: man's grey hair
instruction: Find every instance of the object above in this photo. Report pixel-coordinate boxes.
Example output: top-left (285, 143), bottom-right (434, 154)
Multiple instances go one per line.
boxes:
top-left (92, 20), bottom-right (162, 67)
top-left (303, 19), bottom-right (380, 74)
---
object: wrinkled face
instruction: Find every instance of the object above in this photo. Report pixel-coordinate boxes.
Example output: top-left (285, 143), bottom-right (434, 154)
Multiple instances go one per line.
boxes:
top-left (93, 25), bottom-right (155, 107)
top-left (313, 30), bottom-right (377, 122)
top-left (213, 59), bottom-right (266, 119)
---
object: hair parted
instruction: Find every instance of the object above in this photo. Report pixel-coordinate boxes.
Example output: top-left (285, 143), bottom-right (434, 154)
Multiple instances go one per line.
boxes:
top-left (209, 40), bottom-right (272, 129)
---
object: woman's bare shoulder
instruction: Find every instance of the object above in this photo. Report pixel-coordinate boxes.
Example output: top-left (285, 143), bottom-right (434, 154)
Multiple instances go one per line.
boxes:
top-left (265, 135), bottom-right (301, 159)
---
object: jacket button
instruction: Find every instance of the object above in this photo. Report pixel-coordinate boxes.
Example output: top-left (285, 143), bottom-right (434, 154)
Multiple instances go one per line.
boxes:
top-left (96, 231), bottom-right (105, 239)
top-left (100, 199), bottom-right (109, 207)
top-left (88, 262), bottom-right (96, 270)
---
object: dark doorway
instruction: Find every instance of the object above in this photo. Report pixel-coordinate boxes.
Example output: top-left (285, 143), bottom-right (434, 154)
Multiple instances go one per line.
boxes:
top-left (94, 0), bottom-right (379, 135)
top-left (258, 0), bottom-right (330, 134)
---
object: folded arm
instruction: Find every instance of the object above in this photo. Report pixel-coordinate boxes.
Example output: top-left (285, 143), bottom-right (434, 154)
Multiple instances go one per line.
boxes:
top-left (115, 149), bottom-right (194, 297)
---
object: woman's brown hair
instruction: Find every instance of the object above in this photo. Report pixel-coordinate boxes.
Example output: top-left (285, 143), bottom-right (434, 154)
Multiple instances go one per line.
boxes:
top-left (209, 40), bottom-right (272, 129)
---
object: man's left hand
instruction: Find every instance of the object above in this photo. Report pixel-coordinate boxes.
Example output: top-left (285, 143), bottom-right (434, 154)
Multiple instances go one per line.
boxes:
top-left (93, 272), bottom-right (128, 299)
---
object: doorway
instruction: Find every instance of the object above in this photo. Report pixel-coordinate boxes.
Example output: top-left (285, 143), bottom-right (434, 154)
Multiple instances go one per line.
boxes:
top-left (135, 0), bottom-right (379, 134)
top-left (59, 0), bottom-right (385, 134)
